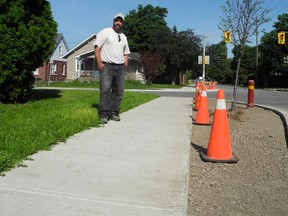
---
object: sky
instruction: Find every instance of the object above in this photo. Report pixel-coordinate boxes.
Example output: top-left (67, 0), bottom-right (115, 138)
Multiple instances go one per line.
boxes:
top-left (48, 0), bottom-right (288, 53)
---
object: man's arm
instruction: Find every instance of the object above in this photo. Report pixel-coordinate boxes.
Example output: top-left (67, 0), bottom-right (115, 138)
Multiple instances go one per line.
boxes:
top-left (94, 46), bottom-right (104, 70)
top-left (124, 54), bottom-right (129, 67)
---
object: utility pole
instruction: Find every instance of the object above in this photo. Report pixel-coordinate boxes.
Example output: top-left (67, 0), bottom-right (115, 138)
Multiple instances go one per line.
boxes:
top-left (202, 34), bottom-right (206, 82)
top-left (201, 31), bottom-right (222, 82)
top-left (255, 19), bottom-right (259, 86)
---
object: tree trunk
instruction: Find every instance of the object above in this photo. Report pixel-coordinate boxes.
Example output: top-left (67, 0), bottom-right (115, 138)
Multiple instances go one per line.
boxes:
top-left (230, 56), bottom-right (242, 111)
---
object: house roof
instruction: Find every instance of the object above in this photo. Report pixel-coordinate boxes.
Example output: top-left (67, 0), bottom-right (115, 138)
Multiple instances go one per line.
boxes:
top-left (75, 50), bottom-right (94, 59)
top-left (49, 33), bottom-right (69, 61)
top-left (62, 33), bottom-right (97, 58)
top-left (129, 52), bottom-right (140, 61)
top-left (56, 33), bottom-right (69, 51)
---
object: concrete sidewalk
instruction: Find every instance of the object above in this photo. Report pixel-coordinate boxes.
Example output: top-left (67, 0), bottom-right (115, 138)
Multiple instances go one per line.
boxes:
top-left (0, 92), bottom-right (193, 215)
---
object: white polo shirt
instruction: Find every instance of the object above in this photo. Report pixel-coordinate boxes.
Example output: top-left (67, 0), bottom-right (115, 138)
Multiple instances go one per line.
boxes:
top-left (93, 28), bottom-right (130, 64)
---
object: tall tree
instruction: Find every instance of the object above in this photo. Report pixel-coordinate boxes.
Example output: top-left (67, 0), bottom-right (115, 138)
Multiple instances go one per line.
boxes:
top-left (219, 0), bottom-right (269, 110)
top-left (123, 4), bottom-right (168, 52)
top-left (139, 51), bottom-right (164, 84)
top-left (206, 41), bottom-right (231, 82)
top-left (231, 45), bottom-right (256, 85)
top-left (150, 28), bottom-right (202, 84)
top-left (0, 0), bottom-right (57, 103)
top-left (259, 14), bottom-right (288, 87)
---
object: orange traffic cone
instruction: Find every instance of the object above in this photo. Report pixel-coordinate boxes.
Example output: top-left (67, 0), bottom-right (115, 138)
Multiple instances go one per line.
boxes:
top-left (193, 83), bottom-right (202, 111)
top-left (193, 82), bottom-right (200, 104)
top-left (208, 83), bottom-right (213, 90)
top-left (193, 85), bottom-right (211, 125)
top-left (200, 89), bottom-right (239, 163)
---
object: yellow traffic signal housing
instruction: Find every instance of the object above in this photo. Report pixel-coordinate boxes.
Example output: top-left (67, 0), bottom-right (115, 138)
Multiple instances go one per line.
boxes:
top-left (224, 31), bottom-right (232, 43)
top-left (278, 32), bottom-right (285, 44)
top-left (202, 56), bottom-right (206, 64)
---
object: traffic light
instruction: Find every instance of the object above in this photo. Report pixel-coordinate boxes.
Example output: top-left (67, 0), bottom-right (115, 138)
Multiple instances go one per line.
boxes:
top-left (278, 32), bottom-right (285, 44)
top-left (224, 31), bottom-right (232, 43)
top-left (202, 56), bottom-right (206, 64)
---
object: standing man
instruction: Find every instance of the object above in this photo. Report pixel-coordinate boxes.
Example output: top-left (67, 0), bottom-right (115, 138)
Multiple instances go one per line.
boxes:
top-left (94, 13), bottom-right (130, 124)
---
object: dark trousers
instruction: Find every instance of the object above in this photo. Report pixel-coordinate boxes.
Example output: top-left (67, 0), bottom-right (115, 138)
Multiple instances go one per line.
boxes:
top-left (98, 63), bottom-right (126, 117)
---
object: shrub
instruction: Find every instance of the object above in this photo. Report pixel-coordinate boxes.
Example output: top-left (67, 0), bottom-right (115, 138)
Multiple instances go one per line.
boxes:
top-left (0, 0), bottom-right (57, 103)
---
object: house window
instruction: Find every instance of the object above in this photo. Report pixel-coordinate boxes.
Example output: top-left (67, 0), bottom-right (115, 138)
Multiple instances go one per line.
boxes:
top-left (81, 59), bottom-right (86, 70)
top-left (62, 64), bottom-right (66, 75)
top-left (75, 58), bottom-right (86, 71)
top-left (51, 64), bottom-right (57, 74)
top-left (76, 59), bottom-right (79, 71)
top-left (132, 61), bottom-right (140, 74)
top-left (59, 46), bottom-right (63, 55)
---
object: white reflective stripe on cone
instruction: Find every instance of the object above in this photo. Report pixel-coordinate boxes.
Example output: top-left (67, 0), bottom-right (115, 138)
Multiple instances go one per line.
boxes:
top-left (201, 91), bottom-right (207, 97)
top-left (216, 99), bottom-right (226, 110)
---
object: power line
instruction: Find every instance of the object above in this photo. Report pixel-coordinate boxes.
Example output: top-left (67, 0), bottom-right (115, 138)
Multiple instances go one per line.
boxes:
top-left (269, 0), bottom-right (284, 11)
top-left (270, 3), bottom-right (288, 19)
top-left (265, 0), bottom-right (286, 18)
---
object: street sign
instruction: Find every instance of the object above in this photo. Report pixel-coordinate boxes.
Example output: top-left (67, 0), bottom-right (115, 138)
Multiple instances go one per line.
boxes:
top-left (198, 56), bottom-right (210, 64)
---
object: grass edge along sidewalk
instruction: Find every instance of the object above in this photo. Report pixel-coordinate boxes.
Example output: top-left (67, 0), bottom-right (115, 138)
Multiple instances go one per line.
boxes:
top-left (35, 80), bottom-right (183, 90)
top-left (0, 89), bottom-right (159, 174)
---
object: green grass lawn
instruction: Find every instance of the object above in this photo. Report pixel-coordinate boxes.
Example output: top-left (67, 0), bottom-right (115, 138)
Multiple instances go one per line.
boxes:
top-left (0, 89), bottom-right (158, 173)
top-left (35, 80), bottom-right (183, 89)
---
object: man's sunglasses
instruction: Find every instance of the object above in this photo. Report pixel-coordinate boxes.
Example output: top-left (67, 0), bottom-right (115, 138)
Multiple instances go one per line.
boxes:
top-left (114, 18), bottom-right (124, 23)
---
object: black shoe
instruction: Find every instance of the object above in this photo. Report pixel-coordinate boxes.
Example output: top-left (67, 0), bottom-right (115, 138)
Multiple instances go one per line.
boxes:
top-left (110, 114), bottom-right (120, 121)
top-left (101, 116), bottom-right (109, 124)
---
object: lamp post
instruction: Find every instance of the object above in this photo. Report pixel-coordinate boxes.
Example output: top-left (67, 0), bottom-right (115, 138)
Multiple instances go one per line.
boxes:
top-left (202, 31), bottom-right (222, 82)
top-left (202, 34), bottom-right (206, 82)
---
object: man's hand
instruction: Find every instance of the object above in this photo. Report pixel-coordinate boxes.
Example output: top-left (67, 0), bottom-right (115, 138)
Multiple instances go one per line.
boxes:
top-left (98, 62), bottom-right (105, 70)
top-left (94, 46), bottom-right (104, 70)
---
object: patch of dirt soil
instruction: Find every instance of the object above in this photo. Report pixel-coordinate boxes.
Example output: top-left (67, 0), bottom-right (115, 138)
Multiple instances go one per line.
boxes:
top-left (188, 101), bottom-right (288, 216)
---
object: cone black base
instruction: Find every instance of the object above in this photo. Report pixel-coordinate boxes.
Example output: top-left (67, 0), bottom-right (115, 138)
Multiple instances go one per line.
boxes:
top-left (192, 121), bottom-right (211, 126)
top-left (200, 151), bottom-right (239, 163)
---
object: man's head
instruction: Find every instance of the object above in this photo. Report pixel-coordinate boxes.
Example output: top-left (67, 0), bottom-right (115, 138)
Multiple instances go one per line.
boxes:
top-left (113, 13), bottom-right (125, 33)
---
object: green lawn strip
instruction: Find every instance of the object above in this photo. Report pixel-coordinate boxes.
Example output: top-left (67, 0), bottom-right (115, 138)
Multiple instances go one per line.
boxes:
top-left (0, 89), bottom-right (158, 173)
top-left (35, 80), bottom-right (183, 89)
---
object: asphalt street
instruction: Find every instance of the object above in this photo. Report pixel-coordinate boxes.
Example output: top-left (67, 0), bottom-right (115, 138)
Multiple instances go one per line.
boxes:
top-left (132, 84), bottom-right (288, 110)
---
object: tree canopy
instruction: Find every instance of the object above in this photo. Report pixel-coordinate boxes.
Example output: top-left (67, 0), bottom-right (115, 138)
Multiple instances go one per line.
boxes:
top-left (0, 0), bottom-right (57, 103)
top-left (123, 4), bottom-right (168, 52)
top-left (123, 4), bottom-right (203, 84)
top-left (259, 14), bottom-right (288, 87)
top-left (150, 27), bottom-right (202, 83)
top-left (206, 41), bottom-right (231, 83)
top-left (231, 45), bottom-right (256, 85)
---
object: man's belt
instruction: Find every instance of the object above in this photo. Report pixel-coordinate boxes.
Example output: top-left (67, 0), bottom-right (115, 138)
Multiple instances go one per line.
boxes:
top-left (102, 62), bottom-right (124, 66)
